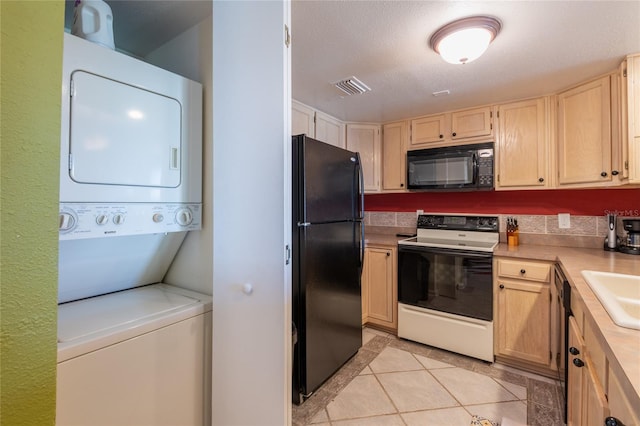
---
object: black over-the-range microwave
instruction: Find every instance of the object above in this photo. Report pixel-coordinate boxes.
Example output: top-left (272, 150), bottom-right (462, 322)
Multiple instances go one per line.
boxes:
top-left (407, 142), bottom-right (494, 191)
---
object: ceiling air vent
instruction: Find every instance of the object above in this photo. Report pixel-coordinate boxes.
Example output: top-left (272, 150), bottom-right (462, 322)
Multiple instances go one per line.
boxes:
top-left (333, 76), bottom-right (371, 96)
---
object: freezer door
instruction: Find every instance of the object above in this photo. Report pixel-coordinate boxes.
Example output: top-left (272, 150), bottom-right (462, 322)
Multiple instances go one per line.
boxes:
top-left (294, 135), bottom-right (360, 223)
top-left (297, 221), bottom-right (362, 399)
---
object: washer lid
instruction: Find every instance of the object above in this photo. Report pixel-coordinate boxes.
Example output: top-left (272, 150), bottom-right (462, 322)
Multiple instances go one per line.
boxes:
top-left (58, 285), bottom-right (199, 343)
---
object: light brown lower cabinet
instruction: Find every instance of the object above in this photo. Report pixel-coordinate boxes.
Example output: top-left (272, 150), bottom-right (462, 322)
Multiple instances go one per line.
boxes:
top-left (361, 245), bottom-right (397, 333)
top-left (567, 315), bottom-right (610, 425)
top-left (493, 257), bottom-right (558, 376)
top-left (608, 363), bottom-right (640, 426)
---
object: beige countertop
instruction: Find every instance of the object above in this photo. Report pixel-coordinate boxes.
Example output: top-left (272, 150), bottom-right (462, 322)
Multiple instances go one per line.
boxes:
top-left (495, 244), bottom-right (640, 411)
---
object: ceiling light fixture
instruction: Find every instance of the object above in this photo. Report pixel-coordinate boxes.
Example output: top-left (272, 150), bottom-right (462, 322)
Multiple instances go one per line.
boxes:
top-left (429, 16), bottom-right (501, 65)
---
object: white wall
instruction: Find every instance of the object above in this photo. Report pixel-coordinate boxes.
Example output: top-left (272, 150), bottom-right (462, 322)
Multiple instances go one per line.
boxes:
top-left (146, 14), bottom-right (214, 297)
top-left (212, 2), bottom-right (291, 425)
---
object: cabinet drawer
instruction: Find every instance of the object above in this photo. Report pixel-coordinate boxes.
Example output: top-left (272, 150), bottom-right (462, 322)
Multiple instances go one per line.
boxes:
top-left (496, 259), bottom-right (551, 282)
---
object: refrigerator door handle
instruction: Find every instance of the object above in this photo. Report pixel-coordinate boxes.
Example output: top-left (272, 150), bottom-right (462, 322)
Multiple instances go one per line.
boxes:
top-left (356, 152), bottom-right (365, 274)
top-left (360, 223), bottom-right (365, 275)
top-left (356, 152), bottom-right (364, 220)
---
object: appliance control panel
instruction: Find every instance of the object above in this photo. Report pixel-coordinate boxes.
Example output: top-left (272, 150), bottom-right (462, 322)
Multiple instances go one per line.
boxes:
top-left (417, 214), bottom-right (499, 232)
top-left (59, 203), bottom-right (202, 240)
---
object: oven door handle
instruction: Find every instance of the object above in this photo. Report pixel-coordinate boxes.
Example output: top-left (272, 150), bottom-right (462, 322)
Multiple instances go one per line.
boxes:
top-left (398, 244), bottom-right (493, 259)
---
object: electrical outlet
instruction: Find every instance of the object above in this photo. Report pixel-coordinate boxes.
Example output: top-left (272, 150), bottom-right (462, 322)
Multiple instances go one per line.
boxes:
top-left (417, 209), bottom-right (424, 217)
top-left (558, 213), bottom-right (571, 229)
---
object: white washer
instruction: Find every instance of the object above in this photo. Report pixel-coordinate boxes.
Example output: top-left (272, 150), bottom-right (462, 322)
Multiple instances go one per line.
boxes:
top-left (56, 284), bottom-right (212, 426)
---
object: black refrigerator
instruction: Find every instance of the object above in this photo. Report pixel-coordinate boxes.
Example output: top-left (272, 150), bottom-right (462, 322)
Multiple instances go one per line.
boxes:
top-left (292, 134), bottom-right (364, 405)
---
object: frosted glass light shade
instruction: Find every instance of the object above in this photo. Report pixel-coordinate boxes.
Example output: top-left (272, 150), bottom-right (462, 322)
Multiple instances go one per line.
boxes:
top-left (430, 16), bottom-right (501, 65)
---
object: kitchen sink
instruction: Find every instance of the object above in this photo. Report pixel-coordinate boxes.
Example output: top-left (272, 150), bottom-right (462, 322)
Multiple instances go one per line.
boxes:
top-left (581, 270), bottom-right (640, 330)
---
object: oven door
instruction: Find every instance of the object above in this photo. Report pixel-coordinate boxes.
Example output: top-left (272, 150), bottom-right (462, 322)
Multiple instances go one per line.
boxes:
top-left (398, 244), bottom-right (493, 321)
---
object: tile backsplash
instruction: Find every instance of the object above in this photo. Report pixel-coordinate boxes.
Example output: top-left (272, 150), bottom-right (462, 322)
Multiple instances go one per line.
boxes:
top-left (365, 211), bottom-right (637, 249)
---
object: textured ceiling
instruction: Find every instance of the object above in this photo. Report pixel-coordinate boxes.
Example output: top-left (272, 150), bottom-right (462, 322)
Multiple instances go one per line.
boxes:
top-left (292, 1), bottom-right (640, 122)
top-left (65, 1), bottom-right (640, 123)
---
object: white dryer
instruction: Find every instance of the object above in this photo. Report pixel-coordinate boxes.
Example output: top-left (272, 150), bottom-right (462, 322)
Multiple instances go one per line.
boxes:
top-left (56, 34), bottom-right (209, 425)
top-left (58, 33), bottom-right (204, 303)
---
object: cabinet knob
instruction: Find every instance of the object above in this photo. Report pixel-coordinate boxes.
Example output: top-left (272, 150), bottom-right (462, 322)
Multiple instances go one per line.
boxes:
top-left (612, 170), bottom-right (619, 176)
top-left (538, 177), bottom-right (544, 183)
top-left (400, 183), bottom-right (404, 187)
top-left (499, 284), bottom-right (505, 289)
top-left (605, 416), bottom-right (623, 426)
top-left (569, 346), bottom-right (580, 355)
top-left (573, 358), bottom-right (584, 368)
top-left (452, 132), bottom-right (457, 137)
top-left (386, 252), bottom-right (390, 256)
top-left (439, 134), bottom-right (443, 139)
top-left (601, 171), bottom-right (608, 177)
top-left (520, 269), bottom-right (526, 274)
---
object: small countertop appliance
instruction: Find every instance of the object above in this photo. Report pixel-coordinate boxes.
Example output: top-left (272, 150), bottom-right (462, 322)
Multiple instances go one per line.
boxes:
top-left (618, 218), bottom-right (640, 255)
top-left (604, 213), bottom-right (620, 251)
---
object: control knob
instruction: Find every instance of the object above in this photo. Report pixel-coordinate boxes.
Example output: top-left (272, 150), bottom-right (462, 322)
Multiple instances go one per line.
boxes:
top-left (112, 213), bottom-right (125, 225)
top-left (175, 208), bottom-right (193, 226)
top-left (59, 210), bottom-right (77, 233)
top-left (96, 214), bottom-right (109, 226)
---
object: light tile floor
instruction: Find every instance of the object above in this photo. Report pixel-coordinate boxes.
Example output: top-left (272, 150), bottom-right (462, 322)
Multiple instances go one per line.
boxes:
top-left (292, 328), bottom-right (564, 426)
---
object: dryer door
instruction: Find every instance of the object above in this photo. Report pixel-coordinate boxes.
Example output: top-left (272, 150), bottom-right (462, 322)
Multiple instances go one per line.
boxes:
top-left (68, 71), bottom-right (181, 188)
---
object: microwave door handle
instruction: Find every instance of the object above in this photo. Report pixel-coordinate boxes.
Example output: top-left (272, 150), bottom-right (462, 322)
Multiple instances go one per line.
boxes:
top-left (472, 152), bottom-right (479, 185)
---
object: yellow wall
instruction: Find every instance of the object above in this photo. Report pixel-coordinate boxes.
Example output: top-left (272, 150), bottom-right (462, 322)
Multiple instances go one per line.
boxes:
top-left (0, 1), bottom-right (63, 424)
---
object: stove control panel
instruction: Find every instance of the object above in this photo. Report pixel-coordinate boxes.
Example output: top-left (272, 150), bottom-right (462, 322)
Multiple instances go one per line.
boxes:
top-left (59, 202), bottom-right (202, 240)
top-left (417, 215), bottom-right (498, 232)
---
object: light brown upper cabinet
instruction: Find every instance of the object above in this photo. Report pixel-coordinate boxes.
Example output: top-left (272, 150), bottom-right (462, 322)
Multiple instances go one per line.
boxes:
top-left (409, 106), bottom-right (494, 149)
top-left (625, 54), bottom-right (640, 183)
top-left (495, 97), bottom-right (550, 189)
top-left (292, 100), bottom-right (315, 138)
top-left (292, 100), bottom-right (346, 148)
top-left (315, 111), bottom-right (346, 149)
top-left (556, 76), bottom-right (615, 187)
top-left (381, 121), bottom-right (408, 191)
top-left (409, 114), bottom-right (447, 147)
top-left (346, 123), bottom-right (381, 193)
top-left (450, 106), bottom-right (493, 140)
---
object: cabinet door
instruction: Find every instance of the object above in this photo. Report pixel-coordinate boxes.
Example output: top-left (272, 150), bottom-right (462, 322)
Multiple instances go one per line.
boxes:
top-left (582, 355), bottom-right (610, 426)
top-left (382, 121), bottom-right (407, 191)
top-left (608, 365), bottom-right (640, 426)
top-left (346, 124), bottom-right (381, 192)
top-left (315, 111), bottom-right (345, 148)
top-left (627, 54), bottom-right (640, 183)
top-left (567, 316), bottom-right (585, 426)
top-left (557, 76), bottom-right (612, 186)
top-left (292, 100), bottom-right (315, 138)
top-left (410, 114), bottom-right (446, 147)
top-left (451, 106), bottom-right (492, 140)
top-left (496, 279), bottom-right (551, 367)
top-left (612, 61), bottom-right (628, 182)
top-left (363, 247), bottom-right (397, 331)
top-left (496, 98), bottom-right (549, 189)
top-left (361, 249), bottom-right (370, 324)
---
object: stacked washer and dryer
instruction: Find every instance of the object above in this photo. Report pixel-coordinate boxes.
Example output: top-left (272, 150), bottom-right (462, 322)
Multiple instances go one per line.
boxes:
top-left (56, 33), bottom-right (210, 425)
